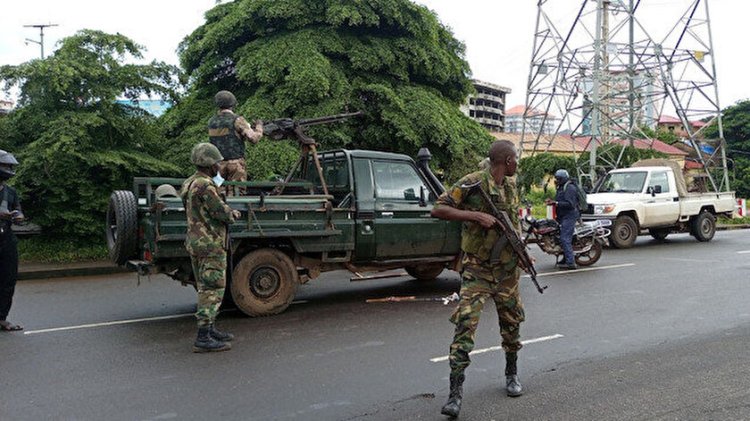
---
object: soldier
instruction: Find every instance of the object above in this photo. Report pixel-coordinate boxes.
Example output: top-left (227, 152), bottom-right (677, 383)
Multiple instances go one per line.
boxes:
top-left (208, 90), bottom-right (264, 195)
top-left (545, 169), bottom-right (579, 270)
top-left (0, 150), bottom-right (24, 332)
top-left (431, 140), bottom-right (525, 418)
top-left (181, 143), bottom-right (240, 353)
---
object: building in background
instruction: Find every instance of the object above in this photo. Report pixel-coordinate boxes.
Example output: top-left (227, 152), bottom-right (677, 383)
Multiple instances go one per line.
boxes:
top-left (115, 99), bottom-right (172, 117)
top-left (0, 100), bottom-right (13, 115)
top-left (581, 71), bottom-right (658, 136)
top-left (657, 115), bottom-right (706, 139)
top-left (460, 79), bottom-right (510, 132)
top-left (504, 105), bottom-right (559, 135)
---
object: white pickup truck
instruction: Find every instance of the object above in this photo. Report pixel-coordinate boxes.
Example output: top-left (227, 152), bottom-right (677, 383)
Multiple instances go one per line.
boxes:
top-left (582, 159), bottom-right (735, 248)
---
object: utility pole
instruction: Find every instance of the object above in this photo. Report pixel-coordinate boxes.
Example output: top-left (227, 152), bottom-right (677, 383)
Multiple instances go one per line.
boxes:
top-left (24, 23), bottom-right (58, 59)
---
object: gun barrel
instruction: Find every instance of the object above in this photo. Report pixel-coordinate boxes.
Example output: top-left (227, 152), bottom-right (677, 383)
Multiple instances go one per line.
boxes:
top-left (297, 111), bottom-right (364, 128)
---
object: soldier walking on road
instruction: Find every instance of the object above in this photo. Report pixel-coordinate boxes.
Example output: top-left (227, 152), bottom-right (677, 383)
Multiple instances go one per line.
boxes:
top-left (181, 143), bottom-right (240, 353)
top-left (431, 140), bottom-right (526, 418)
top-left (208, 90), bottom-right (264, 196)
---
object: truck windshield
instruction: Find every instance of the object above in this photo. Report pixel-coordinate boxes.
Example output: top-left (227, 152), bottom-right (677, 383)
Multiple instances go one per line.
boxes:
top-left (597, 171), bottom-right (647, 193)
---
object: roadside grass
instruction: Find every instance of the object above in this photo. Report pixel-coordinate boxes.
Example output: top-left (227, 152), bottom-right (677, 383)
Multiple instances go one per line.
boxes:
top-left (18, 236), bottom-right (108, 263)
top-left (718, 216), bottom-right (750, 225)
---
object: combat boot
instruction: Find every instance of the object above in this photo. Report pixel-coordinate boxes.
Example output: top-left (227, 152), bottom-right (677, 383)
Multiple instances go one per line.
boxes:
top-left (440, 373), bottom-right (465, 418)
top-left (505, 352), bottom-right (523, 397)
top-left (209, 324), bottom-right (234, 342)
top-left (192, 326), bottom-right (231, 353)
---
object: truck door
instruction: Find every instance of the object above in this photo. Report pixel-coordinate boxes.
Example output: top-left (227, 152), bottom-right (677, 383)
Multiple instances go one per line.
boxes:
top-left (367, 159), bottom-right (446, 260)
top-left (643, 170), bottom-right (680, 226)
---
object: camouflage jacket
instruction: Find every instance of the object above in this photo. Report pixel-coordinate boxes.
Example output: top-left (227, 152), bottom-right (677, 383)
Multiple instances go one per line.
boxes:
top-left (181, 172), bottom-right (236, 257)
top-left (434, 170), bottom-right (521, 277)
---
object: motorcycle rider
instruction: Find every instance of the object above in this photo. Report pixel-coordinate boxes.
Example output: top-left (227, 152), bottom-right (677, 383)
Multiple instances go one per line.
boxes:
top-left (545, 169), bottom-right (579, 270)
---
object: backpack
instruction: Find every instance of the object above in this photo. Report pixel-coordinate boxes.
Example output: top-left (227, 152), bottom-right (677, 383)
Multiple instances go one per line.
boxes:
top-left (564, 180), bottom-right (588, 212)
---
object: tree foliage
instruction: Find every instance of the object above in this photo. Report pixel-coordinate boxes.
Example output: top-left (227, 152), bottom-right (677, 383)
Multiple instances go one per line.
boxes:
top-left (164, 0), bottom-right (493, 181)
top-left (704, 99), bottom-right (750, 197)
top-left (0, 30), bottom-right (180, 239)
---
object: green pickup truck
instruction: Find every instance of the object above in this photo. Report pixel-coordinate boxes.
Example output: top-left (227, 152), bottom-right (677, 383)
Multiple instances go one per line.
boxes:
top-left (106, 148), bottom-right (461, 317)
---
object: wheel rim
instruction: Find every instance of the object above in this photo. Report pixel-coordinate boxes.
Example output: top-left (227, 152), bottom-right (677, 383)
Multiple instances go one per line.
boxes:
top-left (249, 266), bottom-right (281, 298)
top-left (617, 224), bottom-right (632, 242)
top-left (700, 217), bottom-right (713, 236)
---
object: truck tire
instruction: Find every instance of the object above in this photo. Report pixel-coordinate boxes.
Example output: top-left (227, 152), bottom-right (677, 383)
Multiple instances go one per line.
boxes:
top-left (575, 238), bottom-right (603, 267)
top-left (405, 264), bottom-right (445, 281)
top-left (649, 228), bottom-right (670, 241)
top-left (610, 215), bottom-right (638, 249)
top-left (691, 211), bottom-right (716, 242)
top-left (106, 190), bottom-right (138, 265)
top-left (231, 248), bottom-right (298, 317)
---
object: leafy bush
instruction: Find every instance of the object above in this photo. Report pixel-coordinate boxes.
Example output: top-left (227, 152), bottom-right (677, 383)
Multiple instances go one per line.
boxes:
top-left (18, 236), bottom-right (108, 263)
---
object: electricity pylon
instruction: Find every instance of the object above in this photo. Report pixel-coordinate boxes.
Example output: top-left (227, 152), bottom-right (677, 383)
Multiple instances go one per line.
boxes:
top-left (521, 0), bottom-right (728, 192)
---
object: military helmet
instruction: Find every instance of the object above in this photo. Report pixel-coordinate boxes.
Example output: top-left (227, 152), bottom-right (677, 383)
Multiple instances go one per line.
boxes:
top-left (554, 169), bottom-right (570, 183)
top-left (214, 90), bottom-right (237, 109)
top-left (0, 150), bottom-right (19, 180)
top-left (190, 143), bottom-right (224, 167)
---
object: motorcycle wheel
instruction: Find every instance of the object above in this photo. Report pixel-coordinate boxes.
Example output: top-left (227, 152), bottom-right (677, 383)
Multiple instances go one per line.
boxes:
top-left (575, 239), bottom-right (603, 267)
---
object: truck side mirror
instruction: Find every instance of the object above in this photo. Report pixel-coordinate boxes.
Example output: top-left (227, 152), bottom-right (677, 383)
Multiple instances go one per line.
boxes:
top-left (653, 185), bottom-right (662, 194)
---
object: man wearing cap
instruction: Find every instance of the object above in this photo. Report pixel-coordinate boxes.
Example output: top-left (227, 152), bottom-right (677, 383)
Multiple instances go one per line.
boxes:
top-left (208, 90), bottom-right (264, 195)
top-left (181, 143), bottom-right (240, 352)
top-left (0, 150), bottom-right (24, 332)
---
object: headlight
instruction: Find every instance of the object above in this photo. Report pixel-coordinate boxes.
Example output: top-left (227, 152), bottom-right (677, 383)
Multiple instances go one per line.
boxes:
top-left (594, 204), bottom-right (616, 214)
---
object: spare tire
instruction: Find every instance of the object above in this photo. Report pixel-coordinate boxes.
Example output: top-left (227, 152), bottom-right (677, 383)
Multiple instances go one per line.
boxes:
top-left (106, 190), bottom-right (138, 265)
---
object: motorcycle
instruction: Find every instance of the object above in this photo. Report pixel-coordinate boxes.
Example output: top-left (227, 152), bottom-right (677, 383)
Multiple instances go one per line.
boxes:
top-left (522, 215), bottom-right (612, 267)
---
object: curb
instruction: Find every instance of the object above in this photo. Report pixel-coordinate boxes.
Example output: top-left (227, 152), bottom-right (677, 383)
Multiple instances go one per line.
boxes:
top-left (717, 224), bottom-right (750, 231)
top-left (17, 265), bottom-right (128, 281)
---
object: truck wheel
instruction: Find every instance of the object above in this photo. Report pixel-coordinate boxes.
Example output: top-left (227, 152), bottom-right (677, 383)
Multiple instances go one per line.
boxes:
top-left (691, 212), bottom-right (716, 242)
top-left (575, 239), bottom-right (602, 267)
top-left (231, 249), bottom-right (298, 317)
top-left (106, 190), bottom-right (138, 265)
top-left (610, 215), bottom-right (638, 249)
top-left (405, 264), bottom-right (445, 281)
top-left (649, 228), bottom-right (670, 241)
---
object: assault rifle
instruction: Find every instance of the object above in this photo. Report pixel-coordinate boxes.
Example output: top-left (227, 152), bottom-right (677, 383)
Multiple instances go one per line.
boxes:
top-left (461, 181), bottom-right (547, 294)
top-left (263, 111), bottom-right (363, 196)
top-left (366, 292), bottom-right (460, 305)
top-left (263, 111), bottom-right (364, 145)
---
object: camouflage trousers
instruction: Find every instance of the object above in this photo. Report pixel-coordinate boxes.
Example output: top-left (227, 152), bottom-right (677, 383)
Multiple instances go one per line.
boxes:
top-left (190, 254), bottom-right (227, 327)
top-left (448, 268), bottom-right (525, 377)
top-left (218, 158), bottom-right (247, 196)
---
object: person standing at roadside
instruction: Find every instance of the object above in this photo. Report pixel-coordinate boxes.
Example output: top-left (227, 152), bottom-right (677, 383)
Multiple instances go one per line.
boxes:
top-left (545, 169), bottom-right (579, 270)
top-left (0, 150), bottom-right (24, 332)
top-left (431, 140), bottom-right (526, 418)
top-left (208, 90), bottom-right (264, 195)
top-left (181, 143), bottom-right (240, 352)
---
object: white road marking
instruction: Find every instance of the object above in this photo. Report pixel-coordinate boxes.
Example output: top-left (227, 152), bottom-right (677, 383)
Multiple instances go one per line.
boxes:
top-left (24, 313), bottom-right (194, 335)
top-left (429, 334), bottom-right (564, 363)
top-left (737, 250), bottom-right (750, 254)
top-left (525, 263), bottom-right (635, 278)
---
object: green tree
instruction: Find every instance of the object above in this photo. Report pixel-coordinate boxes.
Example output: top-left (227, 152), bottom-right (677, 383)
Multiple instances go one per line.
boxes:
top-left (164, 0), bottom-right (493, 181)
top-left (640, 126), bottom-right (679, 144)
top-left (0, 30), bottom-right (181, 239)
top-left (704, 99), bottom-right (750, 197)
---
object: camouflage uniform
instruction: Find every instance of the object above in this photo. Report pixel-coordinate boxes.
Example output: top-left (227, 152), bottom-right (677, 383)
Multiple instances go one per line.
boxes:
top-left (434, 169), bottom-right (524, 377)
top-left (181, 173), bottom-right (236, 327)
top-left (208, 111), bottom-right (259, 195)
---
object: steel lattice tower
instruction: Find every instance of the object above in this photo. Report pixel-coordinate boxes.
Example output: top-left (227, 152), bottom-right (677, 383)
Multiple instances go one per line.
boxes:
top-left (521, 0), bottom-right (728, 192)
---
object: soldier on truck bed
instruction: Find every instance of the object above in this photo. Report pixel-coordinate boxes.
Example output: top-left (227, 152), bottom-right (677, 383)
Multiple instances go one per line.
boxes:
top-left (208, 90), bottom-right (264, 196)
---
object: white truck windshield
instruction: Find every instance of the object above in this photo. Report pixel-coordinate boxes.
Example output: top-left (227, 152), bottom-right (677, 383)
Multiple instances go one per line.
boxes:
top-left (597, 171), bottom-right (648, 193)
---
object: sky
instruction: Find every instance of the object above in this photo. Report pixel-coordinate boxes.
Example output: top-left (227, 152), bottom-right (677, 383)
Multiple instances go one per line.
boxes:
top-left (1, 0), bottom-right (749, 110)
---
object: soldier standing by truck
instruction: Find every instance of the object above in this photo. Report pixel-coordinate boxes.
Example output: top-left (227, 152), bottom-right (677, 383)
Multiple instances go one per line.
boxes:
top-left (0, 150), bottom-right (24, 332)
top-left (431, 140), bottom-right (526, 418)
top-left (181, 143), bottom-right (240, 352)
top-left (208, 90), bottom-right (264, 196)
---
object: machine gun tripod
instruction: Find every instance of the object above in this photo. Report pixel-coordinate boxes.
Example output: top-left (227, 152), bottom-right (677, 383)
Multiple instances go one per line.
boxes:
top-left (263, 111), bottom-right (363, 196)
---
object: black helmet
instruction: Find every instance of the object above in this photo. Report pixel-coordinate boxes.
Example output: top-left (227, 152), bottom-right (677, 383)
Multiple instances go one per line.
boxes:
top-left (0, 150), bottom-right (18, 180)
top-left (214, 90), bottom-right (237, 110)
top-left (554, 169), bottom-right (569, 184)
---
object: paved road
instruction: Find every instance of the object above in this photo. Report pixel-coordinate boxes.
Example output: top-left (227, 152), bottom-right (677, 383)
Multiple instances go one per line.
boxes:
top-left (2, 230), bottom-right (749, 420)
